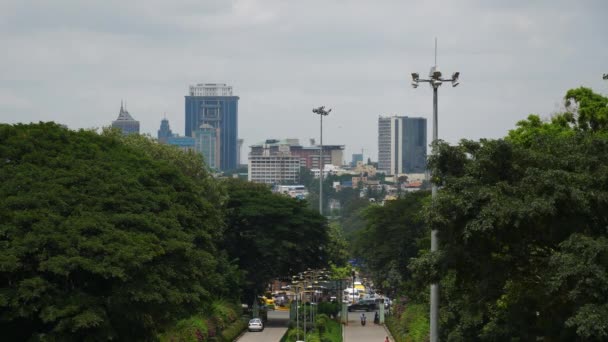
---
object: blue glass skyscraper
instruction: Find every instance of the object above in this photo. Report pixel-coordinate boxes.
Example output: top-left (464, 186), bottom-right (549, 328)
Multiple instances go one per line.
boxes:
top-left (185, 83), bottom-right (239, 171)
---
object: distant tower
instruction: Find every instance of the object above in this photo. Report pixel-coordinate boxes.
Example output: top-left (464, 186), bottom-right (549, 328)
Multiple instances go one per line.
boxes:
top-left (112, 101), bottom-right (140, 135)
top-left (237, 138), bottom-right (244, 166)
top-left (157, 117), bottom-right (173, 143)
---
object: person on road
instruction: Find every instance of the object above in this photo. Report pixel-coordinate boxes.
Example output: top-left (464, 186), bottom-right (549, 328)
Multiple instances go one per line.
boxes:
top-left (385, 336), bottom-right (390, 342)
top-left (374, 311), bottom-right (379, 324)
top-left (360, 313), bottom-right (366, 326)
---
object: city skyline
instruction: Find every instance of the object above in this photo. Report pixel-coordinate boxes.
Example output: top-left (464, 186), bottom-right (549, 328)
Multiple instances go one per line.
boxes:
top-left (1, 1), bottom-right (607, 160)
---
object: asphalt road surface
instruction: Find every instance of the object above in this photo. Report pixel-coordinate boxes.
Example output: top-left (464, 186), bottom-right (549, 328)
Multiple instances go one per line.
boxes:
top-left (236, 310), bottom-right (289, 342)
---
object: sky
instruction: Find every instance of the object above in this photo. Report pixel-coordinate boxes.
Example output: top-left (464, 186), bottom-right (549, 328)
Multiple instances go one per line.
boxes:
top-left (1, 0), bottom-right (607, 162)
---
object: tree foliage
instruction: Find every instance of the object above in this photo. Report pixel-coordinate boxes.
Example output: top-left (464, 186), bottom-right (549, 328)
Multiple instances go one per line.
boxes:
top-left (353, 191), bottom-right (430, 295)
top-left (413, 87), bottom-right (608, 340)
top-left (221, 179), bottom-right (329, 301)
top-left (0, 123), bottom-right (237, 340)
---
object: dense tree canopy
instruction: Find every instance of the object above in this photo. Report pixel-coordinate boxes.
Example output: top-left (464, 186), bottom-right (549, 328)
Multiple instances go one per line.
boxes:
top-left (0, 123), bottom-right (237, 340)
top-left (221, 179), bottom-right (329, 301)
top-left (411, 87), bottom-right (608, 340)
top-left (354, 191), bottom-right (430, 295)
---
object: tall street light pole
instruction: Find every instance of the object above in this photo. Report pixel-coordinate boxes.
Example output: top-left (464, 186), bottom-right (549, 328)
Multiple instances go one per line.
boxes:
top-left (313, 106), bottom-right (332, 215)
top-left (411, 38), bottom-right (460, 342)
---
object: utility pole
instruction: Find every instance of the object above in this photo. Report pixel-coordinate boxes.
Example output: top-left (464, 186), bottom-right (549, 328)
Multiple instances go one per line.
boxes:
top-left (312, 106), bottom-right (332, 215)
top-left (411, 38), bottom-right (460, 342)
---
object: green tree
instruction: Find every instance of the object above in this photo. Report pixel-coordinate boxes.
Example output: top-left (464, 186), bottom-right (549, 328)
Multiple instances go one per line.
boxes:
top-left (221, 179), bottom-right (329, 303)
top-left (325, 221), bottom-right (349, 266)
top-left (410, 87), bottom-right (608, 340)
top-left (353, 191), bottom-right (430, 295)
top-left (0, 123), bottom-right (234, 340)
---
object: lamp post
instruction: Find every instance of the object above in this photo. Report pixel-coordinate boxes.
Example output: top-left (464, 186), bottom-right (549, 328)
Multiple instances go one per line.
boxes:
top-left (411, 38), bottom-right (460, 342)
top-left (291, 278), bottom-right (300, 341)
top-left (312, 106), bottom-right (332, 215)
top-left (351, 269), bottom-right (356, 304)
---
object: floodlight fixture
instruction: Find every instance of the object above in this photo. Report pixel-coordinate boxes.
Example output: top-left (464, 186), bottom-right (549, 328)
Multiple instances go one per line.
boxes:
top-left (411, 82), bottom-right (419, 88)
top-left (411, 73), bottom-right (420, 82)
top-left (604, 73), bottom-right (608, 80)
top-left (452, 72), bottom-right (460, 81)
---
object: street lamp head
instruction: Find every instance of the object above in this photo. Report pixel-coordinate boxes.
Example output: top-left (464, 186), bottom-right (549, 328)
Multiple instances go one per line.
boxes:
top-left (411, 81), bottom-right (419, 89)
top-left (452, 80), bottom-right (459, 87)
top-left (604, 73), bottom-right (608, 80)
top-left (411, 72), bottom-right (419, 82)
top-left (429, 66), bottom-right (441, 79)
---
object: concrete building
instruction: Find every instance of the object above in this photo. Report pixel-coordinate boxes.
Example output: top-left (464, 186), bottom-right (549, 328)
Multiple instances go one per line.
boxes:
top-left (248, 139), bottom-right (300, 184)
top-left (377, 115), bottom-right (427, 175)
top-left (185, 83), bottom-right (239, 171)
top-left (290, 145), bottom-right (344, 169)
top-left (112, 101), bottom-right (139, 135)
top-left (193, 124), bottom-right (220, 170)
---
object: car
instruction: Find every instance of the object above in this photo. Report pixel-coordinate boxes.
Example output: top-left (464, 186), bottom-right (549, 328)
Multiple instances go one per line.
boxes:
top-left (248, 318), bottom-right (264, 332)
top-left (347, 299), bottom-right (377, 312)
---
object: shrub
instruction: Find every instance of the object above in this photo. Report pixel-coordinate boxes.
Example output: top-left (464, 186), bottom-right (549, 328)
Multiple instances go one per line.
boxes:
top-left (386, 303), bottom-right (429, 342)
top-left (285, 328), bottom-right (304, 342)
top-left (219, 319), bottom-right (247, 342)
top-left (318, 302), bottom-right (339, 317)
top-left (315, 314), bottom-right (330, 334)
top-left (209, 300), bottom-right (239, 330)
top-left (158, 316), bottom-right (208, 342)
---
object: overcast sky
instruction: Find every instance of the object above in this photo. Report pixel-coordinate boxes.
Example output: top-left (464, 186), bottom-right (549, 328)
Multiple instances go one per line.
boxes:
top-left (1, 0), bottom-right (607, 161)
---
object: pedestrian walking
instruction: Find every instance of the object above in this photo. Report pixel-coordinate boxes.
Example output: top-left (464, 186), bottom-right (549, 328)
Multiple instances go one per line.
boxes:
top-left (385, 336), bottom-right (390, 342)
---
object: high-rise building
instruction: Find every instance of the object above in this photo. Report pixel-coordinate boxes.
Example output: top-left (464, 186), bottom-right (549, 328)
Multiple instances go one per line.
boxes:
top-left (193, 124), bottom-right (220, 170)
top-left (378, 116), bottom-right (427, 175)
top-left (248, 139), bottom-right (300, 184)
top-left (157, 118), bottom-right (173, 143)
top-left (112, 101), bottom-right (139, 135)
top-left (185, 83), bottom-right (239, 171)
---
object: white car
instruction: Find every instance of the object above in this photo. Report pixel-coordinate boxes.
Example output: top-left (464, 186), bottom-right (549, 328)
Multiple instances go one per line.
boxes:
top-left (248, 318), bottom-right (264, 332)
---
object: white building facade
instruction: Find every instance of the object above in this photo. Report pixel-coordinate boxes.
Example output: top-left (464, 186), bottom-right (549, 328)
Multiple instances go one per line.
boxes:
top-left (248, 140), bottom-right (300, 184)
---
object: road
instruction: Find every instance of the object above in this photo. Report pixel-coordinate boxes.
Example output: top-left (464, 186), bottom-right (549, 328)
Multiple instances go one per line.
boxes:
top-left (236, 310), bottom-right (289, 342)
top-left (343, 310), bottom-right (392, 342)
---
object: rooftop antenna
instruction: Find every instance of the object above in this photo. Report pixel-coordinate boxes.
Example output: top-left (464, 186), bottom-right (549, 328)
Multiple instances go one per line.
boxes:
top-left (434, 37), bottom-right (437, 67)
